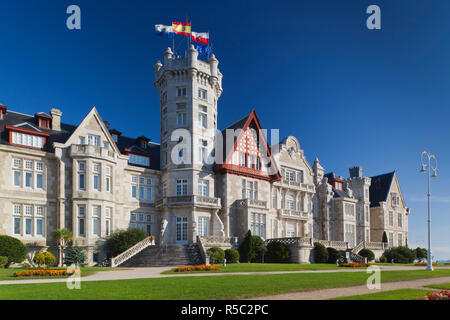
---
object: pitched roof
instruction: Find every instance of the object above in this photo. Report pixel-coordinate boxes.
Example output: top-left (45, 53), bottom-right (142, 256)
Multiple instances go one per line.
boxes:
top-left (369, 171), bottom-right (395, 207)
top-left (219, 113), bottom-right (251, 163)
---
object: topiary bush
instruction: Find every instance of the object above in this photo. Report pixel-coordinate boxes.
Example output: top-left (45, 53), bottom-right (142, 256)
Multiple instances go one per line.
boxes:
top-left (0, 235), bottom-right (27, 268)
top-left (382, 246), bottom-right (416, 264)
top-left (313, 242), bottom-right (329, 263)
top-left (358, 248), bottom-right (375, 262)
top-left (44, 251), bottom-right (56, 267)
top-left (252, 236), bottom-right (266, 262)
top-left (33, 251), bottom-right (46, 267)
top-left (106, 228), bottom-right (147, 256)
top-left (0, 256), bottom-right (8, 268)
top-left (239, 230), bottom-right (255, 263)
top-left (207, 246), bottom-right (225, 264)
top-left (64, 246), bottom-right (88, 266)
top-left (224, 248), bottom-right (240, 263)
top-left (265, 241), bottom-right (291, 263)
top-left (379, 256), bottom-right (387, 263)
top-left (327, 247), bottom-right (341, 264)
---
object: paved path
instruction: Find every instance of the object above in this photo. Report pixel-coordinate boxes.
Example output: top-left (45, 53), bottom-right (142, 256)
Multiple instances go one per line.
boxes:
top-left (0, 266), bottom-right (449, 286)
top-left (247, 276), bottom-right (450, 300)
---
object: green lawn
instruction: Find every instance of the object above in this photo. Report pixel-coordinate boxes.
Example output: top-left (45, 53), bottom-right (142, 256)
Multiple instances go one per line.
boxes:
top-left (161, 263), bottom-right (342, 274)
top-left (426, 282), bottom-right (450, 290)
top-left (1, 269), bottom-right (450, 300)
top-left (331, 289), bottom-right (429, 300)
top-left (0, 267), bottom-right (118, 281)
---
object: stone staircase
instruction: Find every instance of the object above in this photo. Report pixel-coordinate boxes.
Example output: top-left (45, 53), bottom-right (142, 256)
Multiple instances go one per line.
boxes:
top-left (117, 244), bottom-right (204, 267)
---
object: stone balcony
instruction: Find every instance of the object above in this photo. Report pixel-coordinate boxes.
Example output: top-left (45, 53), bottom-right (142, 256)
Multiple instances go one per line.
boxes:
top-left (278, 179), bottom-right (315, 193)
top-left (70, 144), bottom-right (115, 161)
top-left (235, 198), bottom-right (268, 209)
top-left (155, 195), bottom-right (221, 209)
top-left (277, 209), bottom-right (309, 220)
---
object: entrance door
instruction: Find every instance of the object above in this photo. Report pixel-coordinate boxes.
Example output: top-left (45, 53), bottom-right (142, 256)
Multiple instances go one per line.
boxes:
top-left (176, 217), bottom-right (188, 244)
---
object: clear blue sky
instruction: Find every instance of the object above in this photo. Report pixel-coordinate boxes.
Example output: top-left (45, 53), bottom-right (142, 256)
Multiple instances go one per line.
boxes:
top-left (0, 0), bottom-right (449, 259)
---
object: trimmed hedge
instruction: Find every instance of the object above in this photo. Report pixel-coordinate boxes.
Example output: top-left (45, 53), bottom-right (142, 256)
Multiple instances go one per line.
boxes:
top-left (106, 228), bottom-right (147, 256)
top-left (265, 241), bottom-right (291, 263)
top-left (0, 235), bottom-right (27, 268)
top-left (313, 242), bottom-right (328, 263)
top-left (0, 256), bottom-right (7, 268)
top-left (358, 248), bottom-right (375, 262)
top-left (327, 247), bottom-right (341, 264)
top-left (382, 246), bottom-right (416, 264)
top-left (224, 248), bottom-right (240, 263)
top-left (207, 246), bottom-right (225, 264)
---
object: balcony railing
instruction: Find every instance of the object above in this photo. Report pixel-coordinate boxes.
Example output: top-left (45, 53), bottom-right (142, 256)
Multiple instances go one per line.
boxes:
top-left (70, 144), bottom-right (115, 160)
top-left (235, 198), bottom-right (267, 209)
top-left (155, 195), bottom-right (221, 208)
top-left (278, 209), bottom-right (309, 220)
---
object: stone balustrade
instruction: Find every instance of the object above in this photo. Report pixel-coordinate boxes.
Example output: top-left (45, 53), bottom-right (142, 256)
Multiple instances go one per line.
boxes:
top-left (111, 236), bottom-right (155, 267)
top-left (235, 198), bottom-right (267, 209)
top-left (155, 195), bottom-right (221, 209)
top-left (265, 237), bottom-right (313, 247)
top-left (70, 144), bottom-right (115, 160)
top-left (277, 209), bottom-right (309, 220)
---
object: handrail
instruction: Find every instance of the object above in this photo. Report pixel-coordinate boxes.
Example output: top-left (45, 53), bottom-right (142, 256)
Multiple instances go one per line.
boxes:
top-left (111, 236), bottom-right (155, 267)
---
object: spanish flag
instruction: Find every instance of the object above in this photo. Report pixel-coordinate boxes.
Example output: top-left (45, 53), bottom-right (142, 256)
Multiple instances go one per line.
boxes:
top-left (172, 22), bottom-right (191, 36)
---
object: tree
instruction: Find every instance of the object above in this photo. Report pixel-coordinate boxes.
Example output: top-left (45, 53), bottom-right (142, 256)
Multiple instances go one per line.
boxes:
top-left (252, 236), bottom-right (265, 262)
top-left (327, 247), bottom-right (341, 264)
top-left (44, 251), bottom-right (56, 267)
top-left (0, 235), bottom-right (27, 268)
top-left (415, 247), bottom-right (428, 263)
top-left (64, 246), bottom-right (88, 266)
top-left (382, 231), bottom-right (388, 243)
top-left (207, 246), bottom-right (225, 264)
top-left (238, 230), bottom-right (255, 263)
top-left (224, 248), bottom-right (240, 263)
top-left (382, 246), bottom-right (416, 264)
top-left (52, 228), bottom-right (73, 267)
top-left (358, 248), bottom-right (375, 262)
top-left (106, 228), bottom-right (147, 257)
top-left (33, 251), bottom-right (46, 267)
top-left (313, 242), bottom-right (329, 263)
top-left (266, 242), bottom-right (291, 263)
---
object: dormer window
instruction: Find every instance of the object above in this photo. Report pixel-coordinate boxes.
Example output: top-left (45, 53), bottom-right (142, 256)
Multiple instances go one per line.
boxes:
top-left (39, 118), bottom-right (50, 129)
top-left (129, 154), bottom-right (150, 167)
top-left (7, 126), bottom-right (49, 150)
top-left (335, 182), bottom-right (343, 190)
top-left (35, 113), bottom-right (52, 129)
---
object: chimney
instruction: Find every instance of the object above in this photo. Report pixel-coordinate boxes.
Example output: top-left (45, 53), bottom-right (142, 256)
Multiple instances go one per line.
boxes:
top-left (0, 104), bottom-right (6, 120)
top-left (349, 166), bottom-right (363, 178)
top-left (50, 108), bottom-right (62, 131)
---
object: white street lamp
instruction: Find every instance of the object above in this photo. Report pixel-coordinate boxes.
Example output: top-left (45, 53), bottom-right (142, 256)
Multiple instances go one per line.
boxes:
top-left (420, 151), bottom-right (437, 271)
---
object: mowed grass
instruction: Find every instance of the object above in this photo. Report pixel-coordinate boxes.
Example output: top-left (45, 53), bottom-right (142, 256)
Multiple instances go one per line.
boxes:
top-left (1, 269), bottom-right (450, 300)
top-left (426, 282), bottom-right (450, 290)
top-left (161, 263), bottom-right (341, 274)
top-left (331, 289), bottom-right (430, 300)
top-left (0, 267), bottom-right (118, 281)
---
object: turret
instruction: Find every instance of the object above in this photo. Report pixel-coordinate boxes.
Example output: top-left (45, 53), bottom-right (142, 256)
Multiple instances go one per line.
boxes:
top-left (312, 157), bottom-right (324, 185)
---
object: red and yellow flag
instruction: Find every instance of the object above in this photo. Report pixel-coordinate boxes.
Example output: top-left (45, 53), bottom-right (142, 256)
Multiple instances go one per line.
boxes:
top-left (172, 22), bottom-right (191, 36)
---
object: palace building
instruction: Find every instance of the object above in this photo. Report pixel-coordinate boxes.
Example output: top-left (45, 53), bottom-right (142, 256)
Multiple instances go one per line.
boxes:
top-left (0, 47), bottom-right (410, 265)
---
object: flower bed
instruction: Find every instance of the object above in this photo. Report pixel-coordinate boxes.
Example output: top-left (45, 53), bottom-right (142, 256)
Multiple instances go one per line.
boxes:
top-left (174, 265), bottom-right (221, 272)
top-left (339, 263), bottom-right (369, 268)
top-left (13, 269), bottom-right (82, 277)
top-left (414, 263), bottom-right (438, 266)
top-left (421, 290), bottom-right (450, 300)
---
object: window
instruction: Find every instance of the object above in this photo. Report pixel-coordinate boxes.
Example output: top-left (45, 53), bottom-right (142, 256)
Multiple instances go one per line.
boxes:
top-left (88, 135), bottom-right (100, 147)
top-left (298, 171), bottom-right (304, 183)
top-left (131, 176), bottom-right (153, 202)
top-left (105, 166), bottom-right (112, 192)
top-left (251, 213), bottom-right (266, 238)
top-left (131, 176), bottom-right (137, 198)
top-left (13, 204), bottom-right (46, 237)
top-left (199, 106), bottom-right (207, 128)
top-left (198, 217), bottom-right (209, 236)
top-left (35, 162), bottom-right (44, 189)
top-left (242, 179), bottom-right (258, 200)
top-left (335, 182), bottom-right (343, 190)
top-left (177, 112), bottom-right (187, 126)
top-left (240, 153), bottom-right (246, 167)
top-left (391, 193), bottom-right (400, 207)
top-left (177, 87), bottom-right (187, 97)
top-left (344, 223), bottom-right (355, 248)
top-left (92, 206), bottom-right (100, 236)
top-left (161, 91), bottom-right (167, 105)
top-left (286, 195), bottom-right (296, 210)
top-left (129, 154), bottom-right (150, 167)
top-left (105, 207), bottom-right (112, 236)
top-left (398, 213), bottom-right (403, 228)
top-left (365, 206), bottom-right (369, 222)
top-left (198, 179), bottom-right (209, 197)
top-left (198, 89), bottom-right (207, 100)
top-left (345, 203), bottom-right (355, 217)
top-left (389, 211), bottom-right (394, 227)
top-left (357, 206), bottom-right (361, 222)
top-left (389, 232), bottom-right (394, 247)
top-left (93, 163), bottom-right (101, 191)
top-left (285, 170), bottom-right (296, 182)
top-left (78, 161), bottom-right (86, 190)
top-left (286, 223), bottom-right (295, 238)
top-left (11, 132), bottom-right (44, 148)
top-left (176, 179), bottom-right (188, 196)
top-left (162, 108), bottom-right (168, 133)
top-left (131, 213), bottom-right (153, 235)
top-left (13, 158), bottom-right (45, 190)
top-left (199, 139), bottom-right (208, 164)
top-left (79, 136), bottom-right (86, 145)
top-left (78, 205), bottom-right (86, 236)
top-left (398, 233), bottom-right (403, 246)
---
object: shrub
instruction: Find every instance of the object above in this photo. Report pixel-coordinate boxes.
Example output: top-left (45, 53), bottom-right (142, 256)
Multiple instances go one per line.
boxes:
top-left (382, 231), bottom-right (388, 243)
top-left (207, 246), bottom-right (225, 264)
top-left (13, 269), bottom-right (82, 277)
top-left (224, 248), bottom-right (240, 263)
top-left (382, 246), bottom-right (416, 264)
top-left (265, 241), bottom-right (291, 263)
top-left (0, 235), bottom-right (27, 268)
top-left (175, 265), bottom-right (221, 272)
top-left (44, 251), bottom-right (56, 267)
top-left (106, 228), bottom-right (147, 256)
top-left (252, 236), bottom-right (266, 262)
top-left (33, 251), bottom-right (46, 267)
top-left (415, 247), bottom-right (428, 263)
top-left (327, 247), bottom-right (341, 264)
top-left (239, 230), bottom-right (255, 263)
top-left (0, 256), bottom-right (8, 268)
top-left (358, 249), bottom-right (375, 262)
top-left (339, 262), bottom-right (368, 268)
top-left (64, 246), bottom-right (88, 266)
top-left (313, 242), bottom-right (328, 263)
top-left (379, 256), bottom-right (387, 263)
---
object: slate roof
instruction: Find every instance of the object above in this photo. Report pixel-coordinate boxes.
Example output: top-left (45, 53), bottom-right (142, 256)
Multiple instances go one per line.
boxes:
top-left (369, 171), bottom-right (395, 207)
top-left (0, 109), bottom-right (160, 170)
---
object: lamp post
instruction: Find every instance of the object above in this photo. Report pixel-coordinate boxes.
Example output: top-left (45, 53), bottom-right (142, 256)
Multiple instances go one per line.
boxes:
top-left (420, 151), bottom-right (437, 271)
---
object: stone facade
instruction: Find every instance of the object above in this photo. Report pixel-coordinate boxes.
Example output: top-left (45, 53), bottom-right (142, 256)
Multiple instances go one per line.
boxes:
top-left (0, 47), bottom-right (409, 265)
